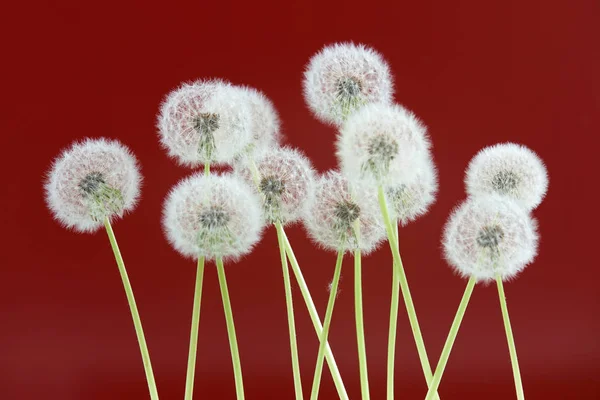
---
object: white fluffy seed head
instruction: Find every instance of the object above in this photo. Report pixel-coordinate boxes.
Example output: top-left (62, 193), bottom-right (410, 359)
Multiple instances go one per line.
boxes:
top-left (162, 173), bottom-right (264, 261)
top-left (303, 42), bottom-right (394, 126)
top-left (465, 143), bottom-right (548, 211)
top-left (234, 86), bottom-right (281, 161)
top-left (303, 170), bottom-right (386, 254)
top-left (443, 195), bottom-right (538, 282)
top-left (44, 138), bottom-right (142, 233)
top-left (386, 154), bottom-right (438, 226)
top-left (236, 147), bottom-right (316, 225)
top-left (337, 103), bottom-right (431, 186)
top-left (157, 79), bottom-right (253, 167)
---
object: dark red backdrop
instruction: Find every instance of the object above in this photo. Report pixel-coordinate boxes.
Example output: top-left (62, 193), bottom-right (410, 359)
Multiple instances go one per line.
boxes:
top-left (2, 1), bottom-right (598, 399)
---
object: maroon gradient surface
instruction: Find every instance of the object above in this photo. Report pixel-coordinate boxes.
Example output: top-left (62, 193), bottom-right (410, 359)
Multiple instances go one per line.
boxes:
top-left (1, 1), bottom-right (598, 399)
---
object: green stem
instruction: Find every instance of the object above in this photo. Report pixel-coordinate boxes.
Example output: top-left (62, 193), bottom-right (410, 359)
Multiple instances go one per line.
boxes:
top-left (386, 222), bottom-right (400, 400)
top-left (216, 257), bottom-right (245, 400)
top-left (424, 276), bottom-right (476, 400)
top-left (275, 221), bottom-right (303, 400)
top-left (103, 218), bottom-right (159, 400)
top-left (354, 245), bottom-right (370, 400)
top-left (282, 229), bottom-right (350, 400)
top-left (496, 276), bottom-right (525, 400)
top-left (184, 256), bottom-right (205, 400)
top-left (376, 185), bottom-right (439, 400)
top-left (204, 161), bottom-right (210, 177)
top-left (309, 251), bottom-right (344, 400)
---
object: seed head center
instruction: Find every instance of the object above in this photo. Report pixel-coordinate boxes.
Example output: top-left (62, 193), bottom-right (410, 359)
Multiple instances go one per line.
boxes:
top-left (336, 77), bottom-right (362, 100)
top-left (193, 113), bottom-right (220, 135)
top-left (79, 172), bottom-right (106, 196)
top-left (334, 201), bottom-right (361, 228)
top-left (476, 225), bottom-right (505, 249)
top-left (491, 170), bottom-right (519, 193)
top-left (199, 207), bottom-right (230, 229)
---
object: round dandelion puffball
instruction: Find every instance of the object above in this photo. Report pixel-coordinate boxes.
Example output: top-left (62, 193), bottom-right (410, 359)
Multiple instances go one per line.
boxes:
top-left (157, 79), bottom-right (253, 167)
top-left (337, 102), bottom-right (431, 186)
top-left (465, 143), bottom-right (548, 211)
top-left (45, 138), bottom-right (142, 233)
top-left (303, 170), bottom-right (386, 254)
top-left (303, 42), bottom-right (394, 126)
top-left (443, 195), bottom-right (538, 282)
top-left (163, 173), bottom-right (264, 261)
top-left (234, 86), bottom-right (281, 161)
top-left (236, 147), bottom-right (316, 225)
top-left (386, 154), bottom-right (438, 226)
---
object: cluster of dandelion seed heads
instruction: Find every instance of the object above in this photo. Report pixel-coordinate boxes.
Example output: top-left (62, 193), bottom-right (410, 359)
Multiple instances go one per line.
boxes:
top-left (157, 79), bottom-right (253, 167)
top-left (45, 138), bottom-right (142, 233)
top-left (466, 143), bottom-right (548, 211)
top-left (234, 86), bottom-right (281, 161)
top-left (386, 155), bottom-right (438, 226)
top-left (303, 171), bottom-right (385, 254)
top-left (236, 147), bottom-right (315, 225)
top-left (337, 103), bottom-right (431, 186)
top-left (303, 42), bottom-right (394, 126)
top-left (443, 195), bottom-right (538, 282)
top-left (162, 173), bottom-right (264, 261)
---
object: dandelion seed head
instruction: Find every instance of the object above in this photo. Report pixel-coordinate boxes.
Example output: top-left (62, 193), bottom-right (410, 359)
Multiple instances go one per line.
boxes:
top-left (466, 143), bottom-right (548, 210)
top-left (44, 138), bottom-right (142, 233)
top-left (303, 42), bottom-right (394, 126)
top-left (303, 170), bottom-right (386, 254)
top-left (157, 79), bottom-right (253, 167)
top-left (162, 173), bottom-right (264, 261)
top-left (236, 147), bottom-right (315, 225)
top-left (442, 195), bottom-right (538, 282)
top-left (337, 103), bottom-right (430, 186)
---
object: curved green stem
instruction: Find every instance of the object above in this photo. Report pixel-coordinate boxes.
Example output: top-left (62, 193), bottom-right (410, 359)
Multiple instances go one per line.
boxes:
top-left (354, 245), bottom-right (370, 400)
top-left (496, 276), bottom-right (525, 400)
top-left (103, 218), bottom-right (159, 400)
top-left (282, 229), bottom-right (350, 400)
top-left (216, 258), bottom-right (245, 400)
top-left (386, 222), bottom-right (400, 400)
top-left (310, 251), bottom-right (344, 400)
top-left (425, 276), bottom-right (476, 400)
top-left (275, 221), bottom-right (303, 400)
top-left (377, 185), bottom-right (439, 400)
top-left (184, 256), bottom-right (205, 400)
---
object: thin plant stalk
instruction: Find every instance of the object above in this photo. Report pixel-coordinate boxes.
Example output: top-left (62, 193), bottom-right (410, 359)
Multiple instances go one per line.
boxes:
top-left (354, 238), bottom-right (370, 400)
top-left (386, 222), bottom-right (400, 400)
top-left (496, 275), bottom-right (525, 400)
top-left (204, 161), bottom-right (210, 177)
top-left (275, 221), bottom-right (303, 400)
top-left (282, 229), bottom-right (350, 400)
top-left (309, 251), bottom-right (344, 400)
top-left (376, 185), bottom-right (440, 400)
top-left (103, 218), bottom-right (159, 400)
top-left (424, 276), bottom-right (477, 400)
top-left (216, 257), bottom-right (245, 400)
top-left (184, 256), bottom-right (205, 400)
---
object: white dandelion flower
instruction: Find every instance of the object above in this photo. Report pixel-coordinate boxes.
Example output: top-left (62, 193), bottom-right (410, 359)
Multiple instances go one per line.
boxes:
top-left (443, 195), bottom-right (538, 282)
top-left (465, 143), bottom-right (548, 211)
top-left (236, 147), bottom-right (316, 225)
top-left (234, 86), bottom-right (281, 161)
top-left (162, 173), bottom-right (264, 261)
top-left (44, 138), bottom-right (142, 233)
top-left (303, 170), bottom-right (386, 254)
top-left (157, 79), bottom-right (253, 167)
top-left (337, 102), bottom-right (430, 186)
top-left (303, 42), bottom-right (394, 126)
top-left (386, 154), bottom-right (438, 226)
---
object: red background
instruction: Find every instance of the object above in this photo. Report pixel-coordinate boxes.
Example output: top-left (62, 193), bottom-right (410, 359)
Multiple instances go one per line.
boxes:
top-left (2, 1), bottom-right (598, 399)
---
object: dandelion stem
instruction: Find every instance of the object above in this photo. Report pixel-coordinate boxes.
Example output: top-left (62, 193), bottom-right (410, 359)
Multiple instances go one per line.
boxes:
top-left (309, 251), bottom-right (344, 400)
top-left (275, 221), bottom-right (303, 400)
top-left (103, 218), bottom-right (159, 400)
top-left (216, 257), bottom-right (245, 400)
top-left (204, 161), bottom-right (210, 177)
top-left (282, 228), bottom-right (350, 400)
top-left (354, 241), bottom-right (370, 400)
top-left (424, 276), bottom-right (476, 400)
top-left (376, 185), bottom-right (440, 400)
top-left (496, 275), bottom-right (525, 400)
top-left (184, 256), bottom-right (205, 400)
top-left (386, 222), bottom-right (400, 400)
